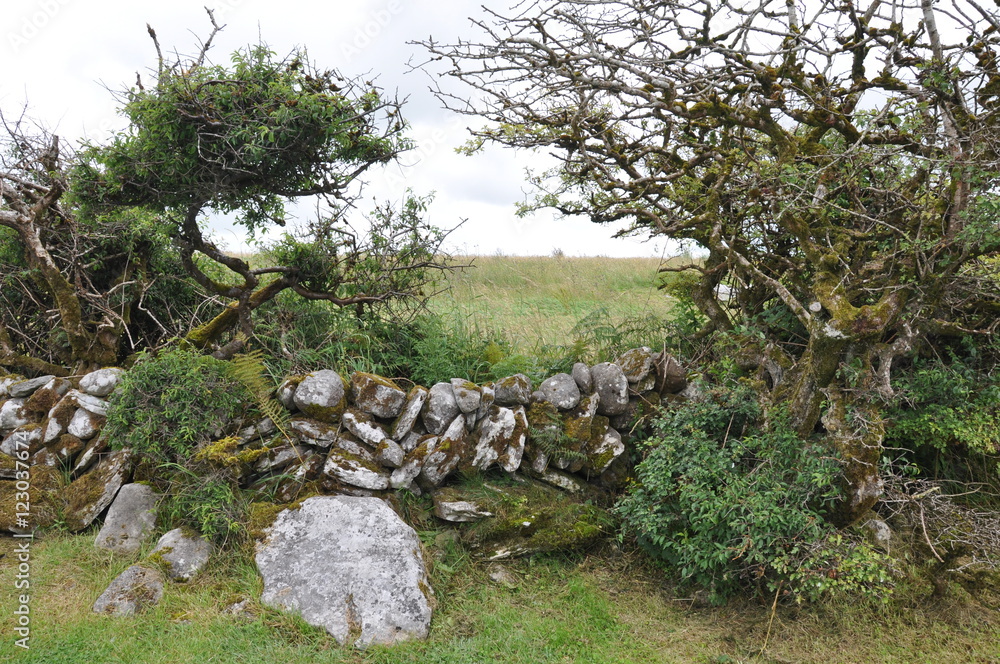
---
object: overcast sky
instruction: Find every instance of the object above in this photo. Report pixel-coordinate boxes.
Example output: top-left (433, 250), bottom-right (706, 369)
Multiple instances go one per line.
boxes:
top-left (1, 0), bottom-right (675, 258)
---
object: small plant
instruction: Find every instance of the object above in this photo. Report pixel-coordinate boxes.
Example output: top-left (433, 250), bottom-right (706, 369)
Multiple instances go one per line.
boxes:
top-left (615, 380), bottom-right (893, 603)
top-left (104, 346), bottom-right (251, 462)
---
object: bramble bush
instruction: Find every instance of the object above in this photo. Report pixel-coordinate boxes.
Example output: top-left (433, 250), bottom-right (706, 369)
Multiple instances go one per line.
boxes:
top-left (615, 380), bottom-right (893, 604)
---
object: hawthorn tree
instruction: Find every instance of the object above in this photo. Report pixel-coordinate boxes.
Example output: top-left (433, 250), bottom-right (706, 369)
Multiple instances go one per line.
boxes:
top-left (0, 12), bottom-right (452, 373)
top-left (424, 0), bottom-right (1000, 522)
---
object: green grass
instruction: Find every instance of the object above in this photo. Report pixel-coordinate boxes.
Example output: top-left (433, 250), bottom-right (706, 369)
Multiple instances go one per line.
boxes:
top-left (430, 255), bottom-right (682, 355)
top-left (2, 530), bottom-right (998, 664)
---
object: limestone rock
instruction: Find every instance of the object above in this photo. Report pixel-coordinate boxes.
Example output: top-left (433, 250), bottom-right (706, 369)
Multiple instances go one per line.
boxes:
top-left (0, 376), bottom-right (24, 399)
top-left (254, 444), bottom-right (307, 474)
top-left (572, 362), bottom-right (593, 393)
top-left (95, 483), bottom-right (159, 554)
top-left (92, 565), bottom-right (164, 616)
top-left (450, 378), bottom-right (482, 414)
top-left (0, 399), bottom-right (30, 430)
top-left (616, 347), bottom-right (654, 385)
top-left (468, 406), bottom-right (517, 471)
top-left (72, 435), bottom-right (108, 477)
top-left (585, 425), bottom-right (625, 475)
top-left (41, 433), bottom-right (86, 465)
top-left (277, 377), bottom-right (299, 410)
top-left (342, 409), bottom-right (388, 448)
top-left (591, 362), bottom-right (629, 416)
top-left (8, 375), bottom-right (55, 398)
top-left (433, 489), bottom-right (493, 522)
top-left (418, 416), bottom-right (466, 487)
top-left (350, 372), bottom-right (407, 419)
top-left (0, 425), bottom-right (43, 458)
top-left (653, 352), bottom-right (688, 395)
top-left (67, 408), bottom-right (105, 440)
top-left (390, 436), bottom-right (435, 489)
top-left (375, 439), bottom-right (405, 468)
top-left (64, 449), bottom-right (133, 532)
top-left (422, 382), bottom-right (460, 435)
top-left (61, 389), bottom-right (109, 416)
top-left (476, 384), bottom-right (495, 422)
top-left (324, 448), bottom-right (390, 491)
top-left (255, 496), bottom-right (433, 648)
top-left (493, 374), bottom-right (532, 407)
top-left (391, 386), bottom-right (428, 441)
top-left (538, 373), bottom-right (581, 411)
top-left (292, 370), bottom-right (347, 421)
top-left (80, 368), bottom-right (125, 397)
top-left (151, 528), bottom-right (212, 581)
top-left (498, 407), bottom-right (529, 474)
top-left (289, 417), bottom-right (340, 448)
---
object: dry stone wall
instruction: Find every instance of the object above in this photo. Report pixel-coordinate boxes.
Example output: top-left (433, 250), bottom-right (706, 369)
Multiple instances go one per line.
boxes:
top-left (0, 347), bottom-right (688, 534)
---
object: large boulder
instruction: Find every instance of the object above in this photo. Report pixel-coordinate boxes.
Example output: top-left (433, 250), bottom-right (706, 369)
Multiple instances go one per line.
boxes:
top-left (95, 483), bottom-right (159, 554)
top-left (255, 496), bottom-right (433, 648)
top-left (292, 370), bottom-right (347, 421)
top-left (92, 565), bottom-right (164, 616)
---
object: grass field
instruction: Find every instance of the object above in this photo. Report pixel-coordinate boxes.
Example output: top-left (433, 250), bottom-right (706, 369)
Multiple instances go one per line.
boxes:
top-left (429, 255), bottom-right (683, 355)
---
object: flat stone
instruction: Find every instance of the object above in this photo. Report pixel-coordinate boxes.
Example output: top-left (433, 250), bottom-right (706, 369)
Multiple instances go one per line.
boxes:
top-left (151, 528), bottom-right (212, 581)
top-left (324, 448), bottom-right (390, 491)
top-left (95, 483), bottom-right (159, 554)
top-left (0, 426), bottom-right (42, 457)
top-left (256, 496), bottom-right (433, 648)
top-left (390, 437), bottom-right (435, 489)
top-left (79, 368), bottom-right (126, 397)
top-left (9, 376), bottom-right (55, 398)
top-left (433, 490), bottom-right (493, 522)
top-left (419, 416), bottom-right (466, 487)
top-left (391, 386), bottom-right (428, 441)
top-left (0, 399), bottom-right (30, 430)
top-left (64, 449), bottom-right (133, 532)
top-left (498, 407), bottom-right (529, 474)
top-left (92, 565), bottom-right (164, 616)
top-left (375, 439), bottom-right (405, 468)
top-left (67, 408), bottom-right (105, 440)
top-left (289, 418), bottom-right (339, 448)
top-left (342, 409), bottom-right (388, 447)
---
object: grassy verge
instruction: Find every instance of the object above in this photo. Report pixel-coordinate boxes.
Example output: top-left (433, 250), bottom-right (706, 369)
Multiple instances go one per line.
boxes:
top-left (2, 530), bottom-right (998, 663)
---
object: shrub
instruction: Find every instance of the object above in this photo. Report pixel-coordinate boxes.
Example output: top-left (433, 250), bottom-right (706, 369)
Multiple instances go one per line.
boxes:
top-left (615, 380), bottom-right (893, 603)
top-left (104, 346), bottom-right (251, 462)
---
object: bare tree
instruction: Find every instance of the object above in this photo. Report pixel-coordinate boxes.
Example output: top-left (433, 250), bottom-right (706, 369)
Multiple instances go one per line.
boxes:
top-left (421, 0), bottom-right (1000, 522)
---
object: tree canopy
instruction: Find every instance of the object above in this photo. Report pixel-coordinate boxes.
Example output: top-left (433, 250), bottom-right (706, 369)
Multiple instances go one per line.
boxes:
top-left (424, 0), bottom-right (1000, 522)
top-left (0, 11), bottom-right (452, 372)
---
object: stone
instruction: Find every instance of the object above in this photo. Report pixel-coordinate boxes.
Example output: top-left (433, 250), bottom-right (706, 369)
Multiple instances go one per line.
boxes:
top-left (64, 449), bottom-right (133, 532)
top-left (390, 437), bottom-right (435, 489)
top-left (529, 467), bottom-right (587, 493)
top-left (238, 417), bottom-right (278, 445)
top-left (418, 416), bottom-right (466, 487)
top-left (653, 352), bottom-right (688, 395)
top-left (350, 372), bottom-right (407, 419)
top-left (375, 439), bottom-right (405, 468)
top-left (0, 398), bottom-right (30, 430)
top-left (493, 374), bottom-right (533, 406)
top-left (422, 382), bottom-right (460, 435)
top-left (572, 362), bottom-right (593, 393)
top-left (95, 483), bottom-right (159, 554)
top-left (289, 417), bottom-right (340, 448)
top-left (538, 373), bottom-right (581, 410)
top-left (292, 370), bottom-right (347, 421)
top-left (42, 433), bottom-right (86, 465)
top-left (468, 406), bottom-right (517, 471)
top-left (450, 378), bottom-right (482, 414)
top-left (342, 408), bottom-right (388, 447)
top-left (864, 518), bottom-right (892, 548)
top-left (277, 377), bottom-right (300, 410)
top-left (585, 425), bottom-right (624, 475)
top-left (400, 430), bottom-right (423, 453)
top-left (476, 384), bottom-right (496, 422)
top-left (151, 528), bottom-right (213, 581)
top-left (254, 444), bottom-right (307, 474)
top-left (324, 448), bottom-right (390, 490)
top-left (391, 386), bottom-right (428, 441)
top-left (0, 425), bottom-right (43, 457)
top-left (255, 496), bottom-right (433, 648)
top-left (0, 375), bottom-right (24, 398)
top-left (8, 375), bottom-right (55, 398)
top-left (62, 389), bottom-right (109, 416)
top-left (79, 367), bottom-right (126, 397)
top-left (433, 489), bottom-right (493, 522)
top-left (616, 347), bottom-right (655, 384)
top-left (67, 408), bottom-right (105, 440)
top-left (498, 407), bottom-right (529, 474)
top-left (92, 565), bottom-right (164, 616)
top-left (591, 362), bottom-right (629, 416)
top-left (72, 435), bottom-right (108, 477)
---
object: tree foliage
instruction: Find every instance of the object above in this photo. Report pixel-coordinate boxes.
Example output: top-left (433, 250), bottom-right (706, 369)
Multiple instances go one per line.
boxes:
top-left (424, 0), bottom-right (1000, 522)
top-left (0, 11), bottom-right (453, 372)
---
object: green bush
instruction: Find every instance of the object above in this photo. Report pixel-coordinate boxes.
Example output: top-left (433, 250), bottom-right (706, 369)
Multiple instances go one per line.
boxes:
top-left (104, 346), bottom-right (251, 462)
top-left (615, 380), bottom-right (893, 603)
